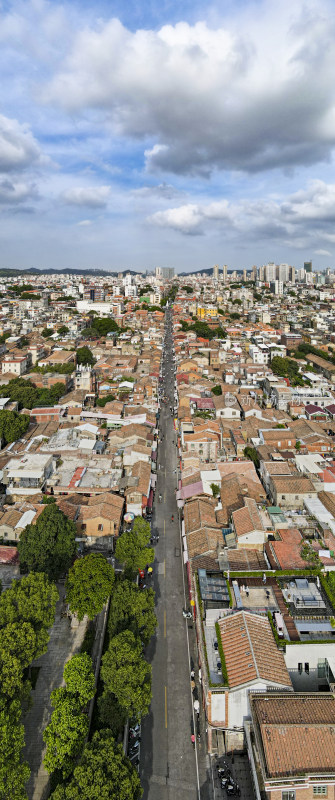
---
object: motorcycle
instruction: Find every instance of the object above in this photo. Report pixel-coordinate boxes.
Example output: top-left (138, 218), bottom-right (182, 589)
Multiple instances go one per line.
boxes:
top-left (182, 608), bottom-right (192, 619)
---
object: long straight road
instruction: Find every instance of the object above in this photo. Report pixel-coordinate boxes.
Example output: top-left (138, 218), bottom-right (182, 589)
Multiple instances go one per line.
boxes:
top-left (140, 307), bottom-right (209, 800)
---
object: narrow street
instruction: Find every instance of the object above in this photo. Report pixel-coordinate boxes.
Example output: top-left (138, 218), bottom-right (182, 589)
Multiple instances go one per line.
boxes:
top-left (140, 308), bottom-right (210, 799)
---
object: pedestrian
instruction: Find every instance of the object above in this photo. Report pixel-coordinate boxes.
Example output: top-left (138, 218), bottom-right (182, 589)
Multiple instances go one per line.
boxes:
top-left (246, 585), bottom-right (249, 597)
top-left (194, 699), bottom-right (200, 715)
top-left (199, 668), bottom-right (202, 684)
top-left (190, 669), bottom-right (195, 680)
top-left (191, 734), bottom-right (195, 747)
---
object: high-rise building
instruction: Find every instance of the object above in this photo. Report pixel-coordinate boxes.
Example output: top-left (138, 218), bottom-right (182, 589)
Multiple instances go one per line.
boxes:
top-left (278, 263), bottom-right (289, 283)
top-left (213, 264), bottom-right (219, 281)
top-left (160, 267), bottom-right (175, 280)
top-left (243, 269), bottom-right (247, 282)
top-left (304, 260), bottom-right (312, 273)
top-left (222, 264), bottom-right (228, 282)
top-left (265, 262), bottom-right (276, 282)
top-left (289, 266), bottom-right (296, 283)
top-left (270, 280), bottom-right (283, 296)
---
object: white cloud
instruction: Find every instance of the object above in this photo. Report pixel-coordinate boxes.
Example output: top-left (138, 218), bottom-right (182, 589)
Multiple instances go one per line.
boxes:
top-left (314, 248), bottom-right (332, 256)
top-left (0, 114), bottom-right (42, 172)
top-left (44, 3), bottom-right (335, 175)
top-left (0, 178), bottom-right (37, 204)
top-left (148, 181), bottom-right (335, 247)
top-left (61, 185), bottom-right (111, 208)
top-left (77, 219), bottom-right (93, 226)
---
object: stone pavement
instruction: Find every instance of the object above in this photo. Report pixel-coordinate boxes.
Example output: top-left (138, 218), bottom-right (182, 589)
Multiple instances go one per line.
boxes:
top-left (23, 584), bottom-right (87, 800)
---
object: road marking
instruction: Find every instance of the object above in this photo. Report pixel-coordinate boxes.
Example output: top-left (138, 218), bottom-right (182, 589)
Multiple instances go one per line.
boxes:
top-left (164, 610), bottom-right (166, 638)
top-left (165, 686), bottom-right (167, 728)
top-left (164, 519), bottom-right (165, 537)
top-left (164, 489), bottom-right (166, 503)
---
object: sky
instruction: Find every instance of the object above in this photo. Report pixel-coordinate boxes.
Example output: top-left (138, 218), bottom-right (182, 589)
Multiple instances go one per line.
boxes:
top-left (1, 0), bottom-right (335, 272)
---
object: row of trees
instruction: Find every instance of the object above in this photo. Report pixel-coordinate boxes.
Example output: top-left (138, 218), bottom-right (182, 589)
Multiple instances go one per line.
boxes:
top-left (43, 654), bottom-right (96, 779)
top-left (0, 573), bottom-right (58, 799)
top-left (180, 319), bottom-right (226, 340)
top-left (271, 355), bottom-right (308, 387)
top-left (0, 377), bottom-right (65, 410)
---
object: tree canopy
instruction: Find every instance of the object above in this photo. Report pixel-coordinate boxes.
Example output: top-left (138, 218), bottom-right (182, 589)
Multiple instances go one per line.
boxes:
top-left (211, 385), bottom-right (222, 396)
top-left (0, 410), bottom-right (29, 445)
top-left (101, 630), bottom-right (152, 720)
top-left (0, 377), bottom-right (65, 410)
top-left (66, 554), bottom-right (115, 621)
top-left (0, 699), bottom-right (30, 800)
top-left (18, 504), bottom-right (77, 580)
top-left (0, 572), bottom-right (58, 659)
top-left (42, 328), bottom-right (54, 338)
top-left (243, 446), bottom-right (260, 470)
top-left (44, 654), bottom-right (95, 778)
top-left (50, 730), bottom-right (142, 800)
top-left (271, 355), bottom-right (306, 386)
top-left (115, 517), bottom-right (154, 574)
top-left (108, 579), bottom-right (157, 645)
top-left (76, 346), bottom-right (95, 366)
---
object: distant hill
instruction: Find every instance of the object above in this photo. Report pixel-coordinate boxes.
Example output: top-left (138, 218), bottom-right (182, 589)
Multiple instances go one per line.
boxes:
top-left (0, 267), bottom-right (142, 277)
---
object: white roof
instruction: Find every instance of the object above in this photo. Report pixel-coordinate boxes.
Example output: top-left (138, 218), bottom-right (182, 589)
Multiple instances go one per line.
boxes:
top-left (16, 510), bottom-right (36, 529)
top-left (75, 423), bottom-right (99, 435)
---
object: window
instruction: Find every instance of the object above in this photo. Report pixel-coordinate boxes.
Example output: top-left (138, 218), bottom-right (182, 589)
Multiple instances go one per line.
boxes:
top-left (81, 523), bottom-right (86, 531)
top-left (282, 792), bottom-right (295, 800)
top-left (298, 662), bottom-right (303, 674)
top-left (98, 524), bottom-right (103, 532)
top-left (305, 662), bottom-right (309, 675)
top-left (313, 788), bottom-right (328, 796)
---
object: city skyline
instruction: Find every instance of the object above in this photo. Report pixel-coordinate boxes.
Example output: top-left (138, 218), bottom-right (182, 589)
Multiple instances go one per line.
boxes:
top-left (1, 0), bottom-right (335, 270)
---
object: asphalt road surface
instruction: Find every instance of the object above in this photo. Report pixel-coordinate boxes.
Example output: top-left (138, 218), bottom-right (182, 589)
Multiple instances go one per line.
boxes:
top-left (140, 308), bottom-right (210, 800)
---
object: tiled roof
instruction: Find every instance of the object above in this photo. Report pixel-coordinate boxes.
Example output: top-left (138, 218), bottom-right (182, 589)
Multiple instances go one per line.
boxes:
top-left (251, 693), bottom-right (335, 778)
top-left (232, 498), bottom-right (264, 537)
top-left (271, 475), bottom-right (316, 494)
top-left (218, 611), bottom-right (291, 689)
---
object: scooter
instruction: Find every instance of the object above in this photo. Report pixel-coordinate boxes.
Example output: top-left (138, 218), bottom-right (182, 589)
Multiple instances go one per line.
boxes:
top-left (182, 608), bottom-right (192, 619)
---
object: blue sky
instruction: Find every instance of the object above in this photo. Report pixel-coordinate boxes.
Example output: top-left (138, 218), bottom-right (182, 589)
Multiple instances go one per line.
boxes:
top-left (1, 0), bottom-right (335, 271)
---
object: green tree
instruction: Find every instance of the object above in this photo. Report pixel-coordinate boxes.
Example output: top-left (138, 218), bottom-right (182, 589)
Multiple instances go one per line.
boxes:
top-left (243, 446), bottom-right (260, 470)
top-left (295, 440), bottom-right (301, 451)
top-left (76, 346), bottom-right (95, 366)
top-left (63, 654), bottom-right (95, 706)
top-left (66, 554), bottom-right (115, 621)
top-left (91, 318), bottom-right (119, 337)
top-left (0, 572), bottom-right (58, 659)
top-left (18, 504), bottom-right (77, 581)
top-left (57, 326), bottom-right (69, 336)
top-left (50, 730), bottom-right (142, 800)
top-left (97, 690), bottom-right (127, 737)
top-left (0, 622), bottom-right (36, 701)
top-left (96, 393), bottom-right (115, 407)
top-left (108, 580), bottom-right (157, 645)
top-left (42, 328), bottom-right (53, 338)
top-left (0, 410), bottom-right (29, 444)
top-left (0, 699), bottom-right (30, 800)
top-left (210, 483), bottom-right (220, 498)
top-left (115, 518), bottom-right (154, 573)
top-left (211, 385), bottom-right (222, 396)
top-left (43, 693), bottom-right (89, 778)
top-left (101, 630), bottom-right (151, 720)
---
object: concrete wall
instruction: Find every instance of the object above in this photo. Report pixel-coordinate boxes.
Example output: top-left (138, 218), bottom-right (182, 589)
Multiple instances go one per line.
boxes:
top-left (284, 642), bottom-right (335, 691)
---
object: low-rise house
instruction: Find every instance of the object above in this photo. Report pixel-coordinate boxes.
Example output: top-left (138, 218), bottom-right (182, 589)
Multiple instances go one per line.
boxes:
top-left (77, 492), bottom-right (124, 550)
top-left (248, 692), bottom-right (335, 800)
top-left (206, 611), bottom-right (292, 752)
top-left (269, 475), bottom-right (318, 509)
top-left (231, 498), bottom-right (267, 548)
top-left (2, 454), bottom-right (54, 498)
top-left (124, 460), bottom-right (151, 516)
top-left (2, 355), bottom-right (29, 375)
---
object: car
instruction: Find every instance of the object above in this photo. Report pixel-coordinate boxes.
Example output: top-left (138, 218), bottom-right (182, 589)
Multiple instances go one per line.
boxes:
top-left (213, 641), bottom-right (219, 651)
top-left (217, 660), bottom-right (222, 674)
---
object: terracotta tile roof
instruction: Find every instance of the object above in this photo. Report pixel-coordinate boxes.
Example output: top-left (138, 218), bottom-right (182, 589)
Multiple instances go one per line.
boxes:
top-left (218, 611), bottom-right (291, 689)
top-left (271, 476), bottom-right (317, 494)
top-left (184, 497), bottom-right (220, 534)
top-left (227, 549), bottom-right (267, 571)
top-left (232, 498), bottom-right (264, 538)
top-left (251, 693), bottom-right (335, 778)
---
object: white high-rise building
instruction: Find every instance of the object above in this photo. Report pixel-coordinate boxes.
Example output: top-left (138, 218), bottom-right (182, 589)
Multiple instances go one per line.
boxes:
top-left (278, 263), bottom-right (289, 283)
top-left (213, 264), bottom-right (219, 281)
top-left (222, 264), bottom-right (228, 282)
top-left (265, 262), bottom-right (276, 282)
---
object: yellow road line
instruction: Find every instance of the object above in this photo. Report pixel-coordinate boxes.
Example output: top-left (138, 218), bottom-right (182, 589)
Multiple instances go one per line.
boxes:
top-left (165, 686), bottom-right (168, 728)
top-left (164, 610), bottom-right (166, 638)
top-left (164, 519), bottom-right (166, 537)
